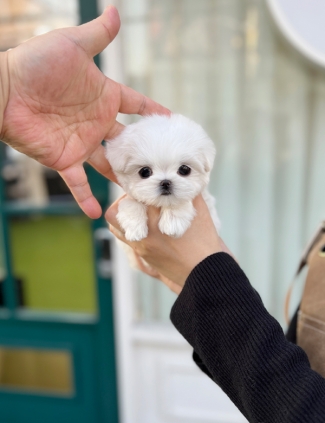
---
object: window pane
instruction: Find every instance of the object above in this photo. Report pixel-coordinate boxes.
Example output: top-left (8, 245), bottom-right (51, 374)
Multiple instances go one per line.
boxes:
top-left (9, 215), bottom-right (97, 314)
top-left (0, 347), bottom-right (73, 396)
top-left (3, 147), bottom-right (75, 207)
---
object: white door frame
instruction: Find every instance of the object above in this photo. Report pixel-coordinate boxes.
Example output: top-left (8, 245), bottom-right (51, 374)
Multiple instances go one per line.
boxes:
top-left (99, 2), bottom-right (246, 421)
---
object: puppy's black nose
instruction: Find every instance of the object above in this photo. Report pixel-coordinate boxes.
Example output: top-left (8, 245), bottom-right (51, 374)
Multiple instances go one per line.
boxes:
top-left (160, 180), bottom-right (172, 195)
top-left (160, 180), bottom-right (171, 189)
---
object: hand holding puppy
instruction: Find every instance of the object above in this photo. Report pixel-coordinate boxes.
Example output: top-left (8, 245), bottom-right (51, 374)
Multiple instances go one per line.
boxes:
top-left (105, 195), bottom-right (231, 292)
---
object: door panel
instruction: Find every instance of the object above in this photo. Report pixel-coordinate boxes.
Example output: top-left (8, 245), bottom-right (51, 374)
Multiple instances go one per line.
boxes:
top-left (9, 215), bottom-right (97, 314)
top-left (0, 346), bottom-right (74, 396)
top-left (0, 157), bottom-right (118, 423)
top-left (0, 322), bottom-right (99, 423)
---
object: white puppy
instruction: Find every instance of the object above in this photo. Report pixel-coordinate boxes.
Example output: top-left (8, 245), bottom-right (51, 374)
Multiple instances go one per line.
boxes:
top-left (105, 114), bottom-right (220, 242)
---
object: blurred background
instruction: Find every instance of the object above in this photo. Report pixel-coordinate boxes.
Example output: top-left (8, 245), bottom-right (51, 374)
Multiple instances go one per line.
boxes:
top-left (1, 0), bottom-right (325, 422)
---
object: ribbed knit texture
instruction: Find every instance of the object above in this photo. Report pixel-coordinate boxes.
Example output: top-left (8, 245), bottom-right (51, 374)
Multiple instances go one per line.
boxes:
top-left (170, 253), bottom-right (325, 423)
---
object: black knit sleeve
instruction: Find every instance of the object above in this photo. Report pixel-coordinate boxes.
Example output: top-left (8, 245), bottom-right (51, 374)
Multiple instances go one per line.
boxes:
top-left (170, 253), bottom-right (325, 423)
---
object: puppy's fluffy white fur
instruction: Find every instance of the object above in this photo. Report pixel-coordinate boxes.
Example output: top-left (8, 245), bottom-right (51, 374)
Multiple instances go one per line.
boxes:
top-left (105, 114), bottom-right (220, 242)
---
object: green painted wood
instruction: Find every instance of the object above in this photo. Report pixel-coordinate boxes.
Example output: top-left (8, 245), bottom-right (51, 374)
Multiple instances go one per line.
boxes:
top-left (93, 216), bottom-right (119, 423)
top-left (0, 321), bottom-right (99, 423)
top-left (0, 144), bottom-right (17, 314)
top-left (78, 0), bottom-right (101, 68)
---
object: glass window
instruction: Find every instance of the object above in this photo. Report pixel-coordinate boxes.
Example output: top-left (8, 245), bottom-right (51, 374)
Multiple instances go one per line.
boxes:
top-left (9, 215), bottom-right (97, 314)
top-left (120, 0), bottom-right (325, 325)
top-left (3, 147), bottom-right (75, 207)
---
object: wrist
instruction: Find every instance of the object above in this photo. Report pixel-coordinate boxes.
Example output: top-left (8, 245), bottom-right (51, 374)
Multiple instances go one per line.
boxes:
top-left (0, 51), bottom-right (10, 140)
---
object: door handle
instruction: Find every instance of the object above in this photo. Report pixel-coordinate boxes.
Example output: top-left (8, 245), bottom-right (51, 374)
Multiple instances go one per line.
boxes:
top-left (94, 228), bottom-right (113, 279)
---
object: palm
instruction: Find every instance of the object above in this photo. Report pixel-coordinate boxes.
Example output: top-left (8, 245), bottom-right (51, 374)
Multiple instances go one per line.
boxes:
top-left (1, 7), bottom-right (169, 218)
top-left (3, 30), bottom-right (120, 172)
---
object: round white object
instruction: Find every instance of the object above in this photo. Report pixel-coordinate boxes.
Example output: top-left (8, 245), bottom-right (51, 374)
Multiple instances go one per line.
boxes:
top-left (267, 0), bottom-right (325, 67)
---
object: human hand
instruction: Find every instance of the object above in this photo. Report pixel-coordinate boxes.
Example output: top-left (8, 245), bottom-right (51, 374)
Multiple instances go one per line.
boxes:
top-left (132, 252), bottom-right (184, 295)
top-left (0, 6), bottom-right (169, 218)
top-left (105, 195), bottom-right (232, 293)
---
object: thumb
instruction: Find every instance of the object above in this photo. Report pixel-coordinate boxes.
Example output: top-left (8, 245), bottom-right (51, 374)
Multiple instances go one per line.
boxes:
top-left (75, 6), bottom-right (121, 57)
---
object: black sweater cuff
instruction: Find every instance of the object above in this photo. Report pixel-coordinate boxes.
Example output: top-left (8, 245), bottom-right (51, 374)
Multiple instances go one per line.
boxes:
top-left (170, 253), bottom-right (325, 423)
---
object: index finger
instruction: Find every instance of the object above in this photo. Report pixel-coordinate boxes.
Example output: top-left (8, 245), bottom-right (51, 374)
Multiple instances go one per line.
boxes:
top-left (118, 84), bottom-right (171, 116)
top-left (59, 164), bottom-right (102, 219)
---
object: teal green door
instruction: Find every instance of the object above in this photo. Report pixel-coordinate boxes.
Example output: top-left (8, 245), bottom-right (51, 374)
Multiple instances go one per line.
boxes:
top-left (0, 2), bottom-right (118, 422)
top-left (0, 155), bottom-right (118, 423)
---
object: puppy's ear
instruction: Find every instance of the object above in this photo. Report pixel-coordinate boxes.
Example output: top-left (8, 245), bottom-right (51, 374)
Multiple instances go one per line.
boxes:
top-left (105, 140), bottom-right (131, 174)
top-left (105, 123), bottom-right (140, 175)
top-left (203, 156), bottom-right (212, 173)
top-left (202, 144), bottom-right (216, 173)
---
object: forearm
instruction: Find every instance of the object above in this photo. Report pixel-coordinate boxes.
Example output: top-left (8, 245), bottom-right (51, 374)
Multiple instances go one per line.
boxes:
top-left (171, 253), bottom-right (325, 423)
top-left (0, 51), bottom-right (10, 140)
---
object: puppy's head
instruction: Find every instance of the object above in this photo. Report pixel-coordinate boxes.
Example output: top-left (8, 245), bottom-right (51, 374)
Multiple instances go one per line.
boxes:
top-left (105, 114), bottom-right (215, 207)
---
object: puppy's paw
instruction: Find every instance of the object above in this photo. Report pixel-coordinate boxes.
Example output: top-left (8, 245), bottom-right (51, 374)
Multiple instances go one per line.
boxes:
top-left (124, 224), bottom-right (148, 242)
top-left (202, 188), bottom-right (221, 231)
top-left (117, 197), bottom-right (148, 241)
top-left (159, 203), bottom-right (196, 238)
top-left (159, 215), bottom-right (190, 238)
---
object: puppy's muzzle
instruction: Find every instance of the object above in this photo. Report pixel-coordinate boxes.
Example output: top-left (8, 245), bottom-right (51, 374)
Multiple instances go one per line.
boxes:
top-left (160, 179), bottom-right (172, 196)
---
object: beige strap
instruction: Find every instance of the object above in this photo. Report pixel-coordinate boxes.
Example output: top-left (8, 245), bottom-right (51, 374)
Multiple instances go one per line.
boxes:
top-left (283, 221), bottom-right (325, 377)
top-left (285, 221), bottom-right (325, 325)
top-left (297, 231), bottom-right (325, 377)
top-left (299, 231), bottom-right (325, 320)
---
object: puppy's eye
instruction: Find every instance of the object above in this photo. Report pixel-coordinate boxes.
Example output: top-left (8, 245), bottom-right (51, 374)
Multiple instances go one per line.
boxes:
top-left (139, 167), bottom-right (153, 178)
top-left (177, 165), bottom-right (191, 176)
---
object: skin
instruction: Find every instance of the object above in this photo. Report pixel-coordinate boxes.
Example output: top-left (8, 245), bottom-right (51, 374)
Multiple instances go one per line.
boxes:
top-left (0, 6), bottom-right (169, 218)
top-left (105, 195), bottom-right (232, 294)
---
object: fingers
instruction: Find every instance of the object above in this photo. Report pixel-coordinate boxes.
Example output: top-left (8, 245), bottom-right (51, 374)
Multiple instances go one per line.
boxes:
top-left (105, 196), bottom-right (183, 294)
top-left (145, 204), bottom-right (164, 230)
top-left (109, 224), bottom-right (126, 242)
top-left (105, 195), bottom-right (127, 229)
top-left (118, 84), bottom-right (171, 116)
top-left (59, 165), bottom-right (102, 219)
top-left (105, 198), bottom-right (120, 227)
top-left (87, 144), bottom-right (118, 184)
top-left (76, 6), bottom-right (121, 57)
top-left (192, 193), bottom-right (208, 212)
top-left (134, 254), bottom-right (160, 278)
